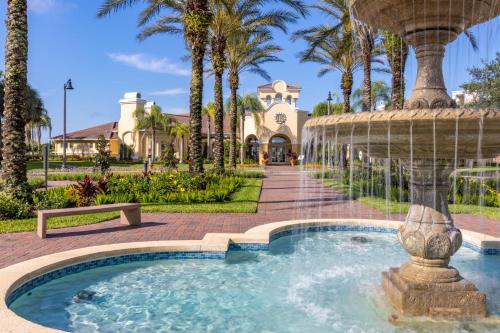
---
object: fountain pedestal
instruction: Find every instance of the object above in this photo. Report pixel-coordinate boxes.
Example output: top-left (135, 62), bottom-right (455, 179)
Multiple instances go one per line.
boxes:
top-left (382, 160), bottom-right (486, 319)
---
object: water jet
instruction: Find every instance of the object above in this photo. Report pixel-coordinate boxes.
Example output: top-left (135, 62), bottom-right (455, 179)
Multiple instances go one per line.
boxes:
top-left (304, 0), bottom-right (500, 319)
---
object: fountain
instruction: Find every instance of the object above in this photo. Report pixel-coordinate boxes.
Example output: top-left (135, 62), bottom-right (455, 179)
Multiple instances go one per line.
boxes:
top-left (304, 0), bottom-right (500, 319)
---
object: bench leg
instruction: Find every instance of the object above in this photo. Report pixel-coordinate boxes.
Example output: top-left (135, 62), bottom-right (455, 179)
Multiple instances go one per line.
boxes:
top-left (37, 215), bottom-right (47, 239)
top-left (120, 208), bottom-right (141, 226)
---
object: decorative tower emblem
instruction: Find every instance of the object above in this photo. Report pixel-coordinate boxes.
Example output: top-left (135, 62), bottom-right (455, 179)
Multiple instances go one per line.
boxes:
top-left (274, 112), bottom-right (287, 125)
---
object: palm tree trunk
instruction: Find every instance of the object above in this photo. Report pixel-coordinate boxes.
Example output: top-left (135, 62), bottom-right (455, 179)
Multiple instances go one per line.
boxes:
top-left (185, 0), bottom-right (211, 173)
top-left (341, 72), bottom-right (353, 113)
top-left (179, 137), bottom-right (184, 164)
top-left (213, 69), bottom-right (225, 172)
top-left (361, 35), bottom-right (372, 113)
top-left (151, 128), bottom-right (156, 162)
top-left (1, 0), bottom-right (30, 199)
top-left (207, 118), bottom-right (211, 160)
top-left (228, 72), bottom-right (238, 169)
top-left (239, 113), bottom-right (245, 164)
top-left (211, 33), bottom-right (226, 173)
top-left (37, 125), bottom-right (41, 155)
top-left (389, 36), bottom-right (408, 110)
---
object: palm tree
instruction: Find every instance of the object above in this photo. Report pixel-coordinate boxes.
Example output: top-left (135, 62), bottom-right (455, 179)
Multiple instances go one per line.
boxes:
top-left (1, 0), bottom-right (30, 199)
top-left (238, 94), bottom-right (263, 163)
top-left (352, 80), bottom-right (391, 112)
top-left (37, 114), bottom-right (52, 150)
top-left (133, 105), bottom-right (175, 162)
top-left (226, 32), bottom-right (283, 168)
top-left (171, 122), bottom-right (189, 164)
top-left (25, 87), bottom-right (46, 154)
top-left (224, 0), bottom-right (306, 168)
top-left (354, 23), bottom-right (378, 112)
top-left (382, 32), bottom-right (409, 110)
top-left (298, 30), bottom-right (362, 113)
top-left (202, 102), bottom-right (215, 160)
top-left (98, 0), bottom-right (211, 173)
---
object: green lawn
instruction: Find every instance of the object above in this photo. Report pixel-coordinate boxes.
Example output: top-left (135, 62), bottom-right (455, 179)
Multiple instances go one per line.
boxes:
top-left (28, 160), bottom-right (145, 171)
top-left (322, 179), bottom-right (500, 220)
top-left (358, 197), bottom-right (500, 220)
top-left (0, 179), bottom-right (262, 234)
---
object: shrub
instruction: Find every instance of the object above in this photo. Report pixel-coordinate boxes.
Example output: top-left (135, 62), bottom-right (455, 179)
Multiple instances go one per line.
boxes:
top-left (93, 135), bottom-right (111, 174)
top-left (0, 192), bottom-right (33, 219)
top-left (160, 143), bottom-right (179, 169)
top-left (33, 187), bottom-right (77, 210)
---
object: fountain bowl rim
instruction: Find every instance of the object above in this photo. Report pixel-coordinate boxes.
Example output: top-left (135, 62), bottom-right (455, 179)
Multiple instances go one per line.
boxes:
top-left (0, 219), bottom-right (498, 333)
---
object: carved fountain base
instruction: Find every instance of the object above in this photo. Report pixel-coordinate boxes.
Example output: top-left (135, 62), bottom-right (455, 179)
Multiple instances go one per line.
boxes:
top-left (382, 160), bottom-right (486, 319)
top-left (382, 266), bottom-right (486, 319)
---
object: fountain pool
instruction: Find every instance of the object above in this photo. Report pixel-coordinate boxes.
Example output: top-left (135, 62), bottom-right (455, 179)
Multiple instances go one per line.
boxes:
top-left (7, 230), bottom-right (500, 333)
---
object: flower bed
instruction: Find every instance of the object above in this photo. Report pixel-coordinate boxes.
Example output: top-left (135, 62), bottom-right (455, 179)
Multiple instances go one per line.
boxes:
top-left (32, 172), bottom-right (244, 210)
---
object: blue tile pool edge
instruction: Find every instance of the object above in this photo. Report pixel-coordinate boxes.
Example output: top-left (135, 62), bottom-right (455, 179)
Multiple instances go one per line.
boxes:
top-left (6, 225), bottom-right (498, 307)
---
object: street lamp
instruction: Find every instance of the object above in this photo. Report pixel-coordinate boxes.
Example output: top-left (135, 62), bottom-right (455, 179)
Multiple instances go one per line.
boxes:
top-left (62, 79), bottom-right (74, 169)
top-left (327, 91), bottom-right (333, 116)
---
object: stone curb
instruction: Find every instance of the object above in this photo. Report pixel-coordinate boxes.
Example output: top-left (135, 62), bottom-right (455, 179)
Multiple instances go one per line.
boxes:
top-left (0, 219), bottom-right (498, 333)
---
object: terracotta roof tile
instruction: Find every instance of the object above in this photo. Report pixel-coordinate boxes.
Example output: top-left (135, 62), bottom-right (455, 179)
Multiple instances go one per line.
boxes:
top-left (52, 122), bottom-right (118, 140)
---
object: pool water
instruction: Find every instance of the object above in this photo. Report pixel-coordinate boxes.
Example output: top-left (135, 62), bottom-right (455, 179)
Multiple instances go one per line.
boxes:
top-left (10, 232), bottom-right (500, 333)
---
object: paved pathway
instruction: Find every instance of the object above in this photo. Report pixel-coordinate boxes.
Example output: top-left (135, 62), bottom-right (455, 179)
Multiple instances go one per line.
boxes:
top-left (0, 166), bottom-right (498, 268)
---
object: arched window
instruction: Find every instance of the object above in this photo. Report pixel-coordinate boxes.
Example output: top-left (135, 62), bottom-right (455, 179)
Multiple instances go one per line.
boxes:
top-left (275, 93), bottom-right (282, 103)
top-left (266, 95), bottom-right (271, 106)
top-left (271, 136), bottom-right (288, 143)
top-left (286, 95), bottom-right (292, 104)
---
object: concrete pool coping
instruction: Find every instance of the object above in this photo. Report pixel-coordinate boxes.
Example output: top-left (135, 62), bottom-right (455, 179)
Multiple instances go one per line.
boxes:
top-left (0, 218), bottom-right (498, 333)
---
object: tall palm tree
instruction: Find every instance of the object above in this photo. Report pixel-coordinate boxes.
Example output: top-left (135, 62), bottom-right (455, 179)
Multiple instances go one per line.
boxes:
top-left (37, 114), bottom-right (52, 150)
top-left (382, 32), bottom-right (409, 110)
top-left (226, 32), bottom-right (283, 167)
top-left (354, 23), bottom-right (378, 112)
top-left (133, 105), bottom-right (175, 162)
top-left (294, 0), bottom-right (382, 113)
top-left (2, 0), bottom-right (30, 199)
top-left (238, 94), bottom-right (263, 163)
top-left (171, 122), bottom-right (189, 163)
top-left (298, 31), bottom-right (361, 113)
top-left (211, 0), bottom-right (305, 170)
top-left (202, 102), bottom-right (215, 160)
top-left (352, 80), bottom-right (391, 112)
top-left (25, 87), bottom-right (46, 154)
top-left (98, 0), bottom-right (212, 173)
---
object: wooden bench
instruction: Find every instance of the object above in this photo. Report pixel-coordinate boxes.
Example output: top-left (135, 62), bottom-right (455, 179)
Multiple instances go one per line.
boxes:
top-left (37, 203), bottom-right (141, 239)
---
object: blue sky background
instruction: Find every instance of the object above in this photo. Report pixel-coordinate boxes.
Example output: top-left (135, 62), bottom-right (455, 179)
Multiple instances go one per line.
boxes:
top-left (0, 0), bottom-right (498, 140)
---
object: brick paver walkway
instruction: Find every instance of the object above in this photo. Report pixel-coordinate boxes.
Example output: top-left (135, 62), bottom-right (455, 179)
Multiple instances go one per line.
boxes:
top-left (0, 166), bottom-right (498, 268)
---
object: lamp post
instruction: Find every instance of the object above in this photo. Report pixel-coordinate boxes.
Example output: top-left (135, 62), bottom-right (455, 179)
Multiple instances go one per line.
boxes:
top-left (327, 91), bottom-right (333, 116)
top-left (62, 79), bottom-right (74, 169)
top-left (326, 91), bottom-right (333, 168)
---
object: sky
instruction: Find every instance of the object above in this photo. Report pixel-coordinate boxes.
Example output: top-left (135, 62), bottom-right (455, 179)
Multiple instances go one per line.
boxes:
top-left (0, 0), bottom-right (498, 141)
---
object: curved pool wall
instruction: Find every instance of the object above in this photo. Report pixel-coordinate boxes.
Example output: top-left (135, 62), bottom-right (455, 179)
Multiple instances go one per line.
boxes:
top-left (0, 219), bottom-right (499, 333)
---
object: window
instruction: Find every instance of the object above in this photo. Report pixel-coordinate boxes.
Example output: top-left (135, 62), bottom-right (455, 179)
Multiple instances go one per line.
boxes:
top-left (286, 95), bottom-right (292, 104)
top-left (275, 93), bottom-right (282, 103)
top-left (266, 95), bottom-right (271, 106)
top-left (271, 136), bottom-right (288, 143)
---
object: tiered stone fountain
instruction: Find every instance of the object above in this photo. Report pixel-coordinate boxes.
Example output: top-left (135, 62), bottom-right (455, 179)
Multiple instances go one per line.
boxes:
top-left (305, 0), bottom-right (500, 319)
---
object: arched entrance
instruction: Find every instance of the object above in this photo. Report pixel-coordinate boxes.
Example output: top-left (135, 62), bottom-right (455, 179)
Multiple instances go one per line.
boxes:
top-left (269, 135), bottom-right (291, 164)
top-left (245, 135), bottom-right (260, 163)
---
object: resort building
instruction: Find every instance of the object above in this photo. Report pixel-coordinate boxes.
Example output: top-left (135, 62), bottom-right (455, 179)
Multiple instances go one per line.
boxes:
top-left (52, 80), bottom-right (310, 165)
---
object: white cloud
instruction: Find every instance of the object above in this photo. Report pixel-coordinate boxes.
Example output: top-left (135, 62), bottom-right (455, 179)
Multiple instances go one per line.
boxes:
top-left (28, 0), bottom-right (56, 13)
top-left (149, 88), bottom-right (187, 96)
top-left (108, 53), bottom-right (190, 76)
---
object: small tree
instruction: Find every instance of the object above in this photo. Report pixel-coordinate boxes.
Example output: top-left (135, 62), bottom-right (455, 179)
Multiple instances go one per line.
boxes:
top-left (93, 135), bottom-right (111, 174)
top-left (160, 143), bottom-right (179, 170)
top-left (461, 52), bottom-right (500, 109)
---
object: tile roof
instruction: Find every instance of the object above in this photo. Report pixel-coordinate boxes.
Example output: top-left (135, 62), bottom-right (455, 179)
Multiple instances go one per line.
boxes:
top-left (257, 82), bottom-right (302, 90)
top-left (52, 122), bottom-right (118, 140)
top-left (52, 114), bottom-right (238, 141)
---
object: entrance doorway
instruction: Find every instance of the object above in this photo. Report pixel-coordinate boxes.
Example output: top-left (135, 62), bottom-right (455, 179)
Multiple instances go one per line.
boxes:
top-left (269, 135), bottom-right (290, 164)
